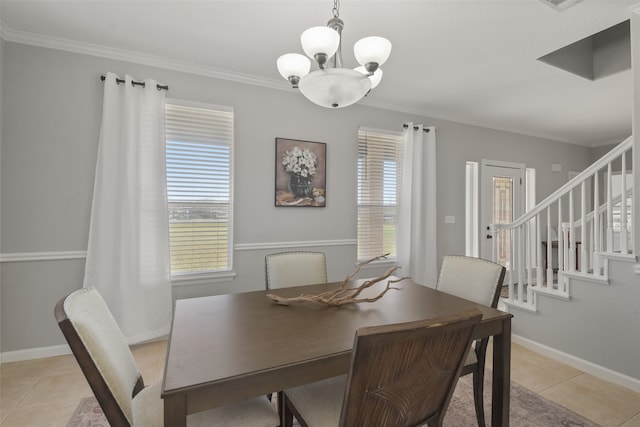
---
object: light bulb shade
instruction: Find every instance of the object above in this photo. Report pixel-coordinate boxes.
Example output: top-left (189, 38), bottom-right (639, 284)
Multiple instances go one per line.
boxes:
top-left (354, 66), bottom-right (383, 89)
top-left (354, 36), bottom-right (392, 67)
top-left (301, 26), bottom-right (340, 60)
top-left (298, 68), bottom-right (371, 108)
top-left (277, 53), bottom-right (311, 81)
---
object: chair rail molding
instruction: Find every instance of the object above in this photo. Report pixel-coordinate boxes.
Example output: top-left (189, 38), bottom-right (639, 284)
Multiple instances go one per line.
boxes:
top-left (0, 251), bottom-right (88, 262)
top-left (0, 240), bottom-right (356, 262)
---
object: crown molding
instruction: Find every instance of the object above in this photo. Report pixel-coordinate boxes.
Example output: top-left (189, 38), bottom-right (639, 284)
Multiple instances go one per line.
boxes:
top-left (0, 22), bottom-right (289, 92)
top-left (360, 97), bottom-right (587, 145)
top-left (0, 21), bottom-right (601, 146)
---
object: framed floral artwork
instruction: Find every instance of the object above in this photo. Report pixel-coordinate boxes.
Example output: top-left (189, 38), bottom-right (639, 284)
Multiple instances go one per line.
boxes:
top-left (275, 138), bottom-right (326, 207)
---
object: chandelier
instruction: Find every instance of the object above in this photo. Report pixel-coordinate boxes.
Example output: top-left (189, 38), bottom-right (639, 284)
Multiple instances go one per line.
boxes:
top-left (276, 0), bottom-right (391, 109)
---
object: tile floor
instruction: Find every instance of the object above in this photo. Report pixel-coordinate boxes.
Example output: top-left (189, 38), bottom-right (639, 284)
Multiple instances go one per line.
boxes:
top-left (1, 340), bottom-right (639, 427)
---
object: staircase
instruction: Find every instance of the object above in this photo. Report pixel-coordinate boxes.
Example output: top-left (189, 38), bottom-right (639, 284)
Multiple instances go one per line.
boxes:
top-left (492, 136), bottom-right (635, 312)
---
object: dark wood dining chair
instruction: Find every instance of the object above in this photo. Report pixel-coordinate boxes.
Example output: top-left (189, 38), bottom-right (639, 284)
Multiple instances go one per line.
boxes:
top-left (436, 255), bottom-right (506, 427)
top-left (265, 251), bottom-right (327, 289)
top-left (55, 287), bottom-right (279, 427)
top-left (282, 308), bottom-right (482, 427)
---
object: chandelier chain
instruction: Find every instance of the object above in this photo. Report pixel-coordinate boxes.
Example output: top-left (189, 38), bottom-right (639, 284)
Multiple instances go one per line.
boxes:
top-left (332, 0), bottom-right (340, 18)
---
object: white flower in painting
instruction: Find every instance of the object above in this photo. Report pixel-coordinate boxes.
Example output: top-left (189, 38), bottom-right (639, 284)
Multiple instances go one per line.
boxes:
top-left (282, 147), bottom-right (318, 177)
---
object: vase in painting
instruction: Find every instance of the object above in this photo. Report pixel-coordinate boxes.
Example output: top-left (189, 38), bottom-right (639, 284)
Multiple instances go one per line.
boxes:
top-left (289, 174), bottom-right (314, 198)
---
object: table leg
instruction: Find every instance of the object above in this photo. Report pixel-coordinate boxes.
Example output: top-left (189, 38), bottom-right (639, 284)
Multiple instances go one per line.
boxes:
top-left (164, 394), bottom-right (187, 427)
top-left (491, 317), bottom-right (511, 427)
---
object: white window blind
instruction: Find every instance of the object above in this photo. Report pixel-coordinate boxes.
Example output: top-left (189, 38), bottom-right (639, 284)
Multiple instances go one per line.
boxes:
top-left (165, 101), bottom-right (234, 276)
top-left (357, 128), bottom-right (403, 261)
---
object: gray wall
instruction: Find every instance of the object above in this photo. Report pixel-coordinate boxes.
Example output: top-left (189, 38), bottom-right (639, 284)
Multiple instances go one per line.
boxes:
top-left (0, 41), bottom-right (593, 353)
top-left (512, 259), bottom-right (640, 380)
top-left (513, 13), bottom-right (640, 381)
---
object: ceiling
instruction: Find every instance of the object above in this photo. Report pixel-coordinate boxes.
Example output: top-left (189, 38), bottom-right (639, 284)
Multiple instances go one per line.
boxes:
top-left (0, 0), bottom-right (636, 146)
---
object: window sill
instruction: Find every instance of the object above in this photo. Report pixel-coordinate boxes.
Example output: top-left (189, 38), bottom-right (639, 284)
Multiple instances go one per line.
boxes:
top-left (171, 271), bottom-right (236, 287)
top-left (356, 258), bottom-right (398, 270)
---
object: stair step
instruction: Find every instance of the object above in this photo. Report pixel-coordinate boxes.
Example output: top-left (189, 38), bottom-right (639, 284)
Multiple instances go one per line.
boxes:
top-left (599, 251), bottom-right (637, 262)
top-left (562, 270), bottom-right (609, 285)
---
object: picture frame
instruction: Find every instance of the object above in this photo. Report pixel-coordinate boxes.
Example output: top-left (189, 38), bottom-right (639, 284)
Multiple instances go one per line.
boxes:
top-left (275, 138), bottom-right (326, 207)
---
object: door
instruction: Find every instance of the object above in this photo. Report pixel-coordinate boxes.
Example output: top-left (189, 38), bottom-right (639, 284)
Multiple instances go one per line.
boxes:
top-left (480, 160), bottom-right (525, 267)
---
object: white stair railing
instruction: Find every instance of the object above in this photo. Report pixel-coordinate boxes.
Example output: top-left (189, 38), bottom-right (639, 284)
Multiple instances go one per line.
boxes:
top-left (492, 136), bottom-right (634, 310)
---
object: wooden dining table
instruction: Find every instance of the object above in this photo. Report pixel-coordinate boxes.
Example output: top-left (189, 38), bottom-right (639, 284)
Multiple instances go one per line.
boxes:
top-left (162, 278), bottom-right (513, 426)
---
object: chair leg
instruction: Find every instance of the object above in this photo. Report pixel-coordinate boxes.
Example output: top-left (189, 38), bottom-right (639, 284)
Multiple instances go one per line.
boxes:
top-left (472, 367), bottom-right (487, 427)
top-left (267, 393), bottom-right (280, 427)
top-left (282, 392), bottom-right (294, 427)
top-left (282, 392), bottom-right (311, 427)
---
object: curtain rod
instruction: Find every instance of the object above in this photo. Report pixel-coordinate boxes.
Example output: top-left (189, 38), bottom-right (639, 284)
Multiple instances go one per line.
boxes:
top-left (100, 75), bottom-right (169, 91)
top-left (402, 124), bottom-right (430, 132)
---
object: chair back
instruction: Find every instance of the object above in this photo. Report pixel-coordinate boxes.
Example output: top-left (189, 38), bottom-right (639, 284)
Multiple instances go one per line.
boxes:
top-left (265, 251), bottom-right (327, 289)
top-left (55, 287), bottom-right (142, 426)
top-left (437, 255), bottom-right (506, 308)
top-left (339, 309), bottom-right (482, 427)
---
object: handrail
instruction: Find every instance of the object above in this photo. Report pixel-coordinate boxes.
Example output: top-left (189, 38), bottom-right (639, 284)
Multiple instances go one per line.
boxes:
top-left (495, 135), bottom-right (633, 230)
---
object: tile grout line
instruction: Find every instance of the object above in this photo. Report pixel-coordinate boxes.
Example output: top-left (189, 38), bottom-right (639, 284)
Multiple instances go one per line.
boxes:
top-left (528, 370), bottom-right (587, 394)
top-left (1, 356), bottom-right (61, 425)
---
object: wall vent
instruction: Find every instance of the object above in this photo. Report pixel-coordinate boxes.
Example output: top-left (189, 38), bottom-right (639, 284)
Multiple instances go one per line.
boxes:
top-left (538, 0), bottom-right (583, 11)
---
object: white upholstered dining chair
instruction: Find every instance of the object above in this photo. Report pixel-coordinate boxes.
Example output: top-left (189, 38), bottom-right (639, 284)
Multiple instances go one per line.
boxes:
top-left (55, 287), bottom-right (279, 427)
top-left (264, 250), bottom-right (328, 411)
top-left (265, 251), bottom-right (327, 289)
top-left (281, 309), bottom-right (482, 427)
top-left (436, 255), bottom-right (506, 427)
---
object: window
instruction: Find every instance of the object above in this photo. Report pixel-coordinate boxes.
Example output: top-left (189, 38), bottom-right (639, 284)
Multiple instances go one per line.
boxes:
top-left (357, 128), bottom-right (403, 261)
top-left (165, 100), bottom-right (234, 277)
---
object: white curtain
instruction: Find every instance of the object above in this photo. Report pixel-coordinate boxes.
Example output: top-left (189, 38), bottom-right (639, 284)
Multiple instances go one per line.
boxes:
top-left (83, 72), bottom-right (172, 344)
top-left (397, 124), bottom-right (438, 287)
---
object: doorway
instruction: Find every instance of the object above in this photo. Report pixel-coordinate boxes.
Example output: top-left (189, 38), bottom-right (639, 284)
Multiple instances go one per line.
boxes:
top-left (480, 160), bottom-right (526, 266)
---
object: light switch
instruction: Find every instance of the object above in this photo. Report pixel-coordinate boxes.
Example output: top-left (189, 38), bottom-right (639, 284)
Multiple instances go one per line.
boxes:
top-left (552, 162), bottom-right (562, 172)
top-left (445, 216), bottom-right (455, 224)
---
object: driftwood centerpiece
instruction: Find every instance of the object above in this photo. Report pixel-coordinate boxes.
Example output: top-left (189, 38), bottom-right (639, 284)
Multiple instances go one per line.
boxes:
top-left (266, 254), bottom-right (407, 306)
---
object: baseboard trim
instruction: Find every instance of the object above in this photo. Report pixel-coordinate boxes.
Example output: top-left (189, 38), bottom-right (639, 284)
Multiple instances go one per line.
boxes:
top-left (1, 344), bottom-right (71, 363)
top-left (513, 334), bottom-right (640, 392)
